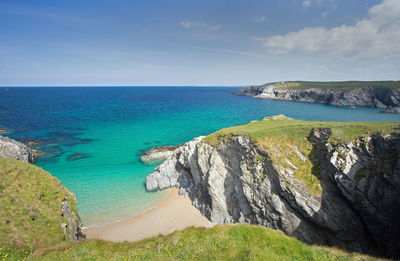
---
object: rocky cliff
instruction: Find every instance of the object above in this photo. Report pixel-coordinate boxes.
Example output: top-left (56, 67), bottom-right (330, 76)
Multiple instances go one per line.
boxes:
top-left (0, 136), bottom-right (41, 163)
top-left (146, 117), bottom-right (400, 258)
top-left (235, 82), bottom-right (400, 112)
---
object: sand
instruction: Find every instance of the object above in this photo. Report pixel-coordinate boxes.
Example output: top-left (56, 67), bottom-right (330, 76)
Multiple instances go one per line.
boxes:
top-left (83, 188), bottom-right (214, 242)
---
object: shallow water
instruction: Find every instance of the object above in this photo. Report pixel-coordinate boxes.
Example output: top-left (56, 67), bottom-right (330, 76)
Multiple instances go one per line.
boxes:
top-left (1, 87), bottom-right (399, 226)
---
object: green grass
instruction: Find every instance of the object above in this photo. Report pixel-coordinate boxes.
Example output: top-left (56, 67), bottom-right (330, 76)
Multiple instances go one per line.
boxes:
top-left (2, 225), bottom-right (386, 261)
top-left (203, 116), bottom-right (400, 196)
top-left (273, 81), bottom-right (400, 91)
top-left (0, 159), bottom-right (78, 250)
top-left (0, 149), bottom-right (390, 260)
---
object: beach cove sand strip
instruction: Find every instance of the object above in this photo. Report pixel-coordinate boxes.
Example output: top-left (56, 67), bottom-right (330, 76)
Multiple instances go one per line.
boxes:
top-left (83, 188), bottom-right (214, 242)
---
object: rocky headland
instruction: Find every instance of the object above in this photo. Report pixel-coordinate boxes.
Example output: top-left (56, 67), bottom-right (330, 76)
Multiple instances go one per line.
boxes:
top-left (146, 116), bottom-right (400, 258)
top-left (0, 136), bottom-right (42, 163)
top-left (235, 81), bottom-right (400, 112)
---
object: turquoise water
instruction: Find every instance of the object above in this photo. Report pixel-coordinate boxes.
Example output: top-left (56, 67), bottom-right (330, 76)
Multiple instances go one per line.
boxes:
top-left (1, 87), bottom-right (399, 226)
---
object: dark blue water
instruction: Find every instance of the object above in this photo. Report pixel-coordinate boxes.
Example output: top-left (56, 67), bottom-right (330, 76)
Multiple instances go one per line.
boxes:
top-left (1, 87), bottom-right (399, 226)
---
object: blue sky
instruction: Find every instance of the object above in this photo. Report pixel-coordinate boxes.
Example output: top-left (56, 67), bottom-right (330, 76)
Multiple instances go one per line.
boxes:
top-left (0, 0), bottom-right (399, 86)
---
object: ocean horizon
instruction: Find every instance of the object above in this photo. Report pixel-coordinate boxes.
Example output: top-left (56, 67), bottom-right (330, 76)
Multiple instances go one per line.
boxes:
top-left (1, 86), bottom-right (399, 227)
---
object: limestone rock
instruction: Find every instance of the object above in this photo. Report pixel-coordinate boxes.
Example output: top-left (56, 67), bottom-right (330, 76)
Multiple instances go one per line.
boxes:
top-left (0, 136), bottom-right (41, 163)
top-left (61, 198), bottom-right (85, 242)
top-left (145, 131), bottom-right (400, 258)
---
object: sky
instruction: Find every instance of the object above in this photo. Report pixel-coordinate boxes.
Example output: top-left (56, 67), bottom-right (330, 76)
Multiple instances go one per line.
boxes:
top-left (0, 0), bottom-right (399, 86)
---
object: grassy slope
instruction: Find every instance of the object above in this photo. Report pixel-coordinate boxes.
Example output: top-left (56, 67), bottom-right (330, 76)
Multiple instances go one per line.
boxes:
top-left (4, 225), bottom-right (385, 261)
top-left (272, 81), bottom-right (400, 91)
top-left (0, 145), bottom-right (392, 260)
top-left (0, 159), bottom-right (77, 251)
top-left (203, 115), bottom-right (400, 195)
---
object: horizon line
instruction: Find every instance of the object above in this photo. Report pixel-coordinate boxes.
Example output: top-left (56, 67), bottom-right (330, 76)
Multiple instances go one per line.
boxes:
top-left (0, 85), bottom-right (249, 88)
top-left (1, 79), bottom-right (399, 88)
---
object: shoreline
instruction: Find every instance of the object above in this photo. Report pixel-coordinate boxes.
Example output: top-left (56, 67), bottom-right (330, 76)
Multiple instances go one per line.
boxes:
top-left (83, 187), bottom-right (214, 242)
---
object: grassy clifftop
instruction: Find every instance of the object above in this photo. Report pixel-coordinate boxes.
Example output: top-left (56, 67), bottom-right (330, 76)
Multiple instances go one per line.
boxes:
top-left (272, 81), bottom-right (400, 91)
top-left (0, 159), bottom-right (78, 251)
top-left (5, 225), bottom-right (384, 260)
top-left (203, 115), bottom-right (400, 146)
top-left (204, 115), bottom-right (400, 195)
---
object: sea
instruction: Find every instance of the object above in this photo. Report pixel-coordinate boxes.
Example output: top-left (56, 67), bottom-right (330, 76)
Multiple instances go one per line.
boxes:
top-left (1, 86), bottom-right (399, 227)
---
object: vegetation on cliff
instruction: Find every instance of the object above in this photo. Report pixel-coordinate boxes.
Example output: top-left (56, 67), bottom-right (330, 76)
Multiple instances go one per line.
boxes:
top-left (0, 159), bottom-right (80, 251)
top-left (203, 115), bottom-right (400, 196)
top-left (273, 81), bottom-right (400, 91)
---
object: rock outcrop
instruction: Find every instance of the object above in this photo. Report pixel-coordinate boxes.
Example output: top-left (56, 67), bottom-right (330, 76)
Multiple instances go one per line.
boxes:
top-left (235, 83), bottom-right (400, 111)
top-left (0, 136), bottom-right (42, 163)
top-left (146, 129), bottom-right (400, 258)
top-left (140, 145), bottom-right (182, 163)
top-left (61, 198), bottom-right (85, 242)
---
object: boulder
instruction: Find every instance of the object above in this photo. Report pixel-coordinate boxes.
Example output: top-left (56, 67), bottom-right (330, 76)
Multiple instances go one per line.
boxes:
top-left (0, 136), bottom-right (41, 163)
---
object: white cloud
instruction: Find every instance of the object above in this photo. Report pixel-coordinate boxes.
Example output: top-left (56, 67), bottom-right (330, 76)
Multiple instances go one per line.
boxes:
top-left (207, 25), bottom-right (221, 31)
top-left (255, 16), bottom-right (267, 23)
top-left (256, 0), bottom-right (400, 59)
top-left (180, 21), bottom-right (221, 31)
top-left (302, 0), bottom-right (311, 8)
top-left (302, 0), bottom-right (323, 8)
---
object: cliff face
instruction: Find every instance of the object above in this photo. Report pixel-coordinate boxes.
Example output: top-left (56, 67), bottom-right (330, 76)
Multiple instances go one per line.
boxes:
top-left (235, 83), bottom-right (400, 111)
top-left (0, 136), bottom-right (41, 163)
top-left (146, 122), bottom-right (400, 258)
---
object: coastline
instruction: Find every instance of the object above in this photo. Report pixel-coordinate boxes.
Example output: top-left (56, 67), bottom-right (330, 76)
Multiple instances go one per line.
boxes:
top-left (83, 187), bottom-right (214, 242)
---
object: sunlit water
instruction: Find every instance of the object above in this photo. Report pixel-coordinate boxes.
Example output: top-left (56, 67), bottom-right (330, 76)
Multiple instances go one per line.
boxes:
top-left (1, 87), bottom-right (399, 226)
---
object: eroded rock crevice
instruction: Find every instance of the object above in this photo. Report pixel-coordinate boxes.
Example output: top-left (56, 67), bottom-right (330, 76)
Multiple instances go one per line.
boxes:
top-left (146, 130), bottom-right (400, 258)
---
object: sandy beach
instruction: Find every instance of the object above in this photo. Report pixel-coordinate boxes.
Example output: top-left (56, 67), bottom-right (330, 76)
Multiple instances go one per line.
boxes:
top-left (83, 188), bottom-right (214, 242)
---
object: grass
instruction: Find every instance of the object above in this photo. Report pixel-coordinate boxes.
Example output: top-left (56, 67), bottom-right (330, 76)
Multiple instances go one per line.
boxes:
top-left (2, 225), bottom-right (386, 261)
top-left (0, 146), bottom-right (391, 260)
top-left (272, 81), bottom-right (400, 91)
top-left (0, 159), bottom-right (78, 250)
top-left (203, 116), bottom-right (400, 196)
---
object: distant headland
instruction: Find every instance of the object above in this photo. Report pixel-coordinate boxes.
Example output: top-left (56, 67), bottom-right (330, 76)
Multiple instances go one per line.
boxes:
top-left (235, 81), bottom-right (400, 113)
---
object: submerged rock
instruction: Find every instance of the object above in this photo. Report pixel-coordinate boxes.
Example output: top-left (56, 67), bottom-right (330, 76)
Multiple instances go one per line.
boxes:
top-left (67, 152), bottom-right (91, 161)
top-left (146, 128), bottom-right (400, 258)
top-left (0, 136), bottom-right (42, 163)
top-left (27, 141), bottom-right (38, 146)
